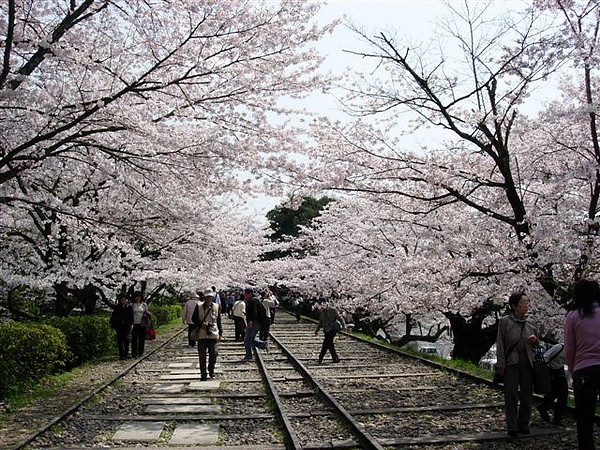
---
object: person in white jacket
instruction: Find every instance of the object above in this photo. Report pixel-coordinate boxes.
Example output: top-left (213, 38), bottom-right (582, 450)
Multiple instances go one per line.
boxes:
top-left (182, 291), bottom-right (201, 347)
top-left (536, 343), bottom-right (567, 425)
top-left (232, 293), bottom-right (246, 342)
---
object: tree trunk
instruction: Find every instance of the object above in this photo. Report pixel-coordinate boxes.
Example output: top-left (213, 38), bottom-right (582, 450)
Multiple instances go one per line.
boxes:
top-left (445, 299), bottom-right (503, 364)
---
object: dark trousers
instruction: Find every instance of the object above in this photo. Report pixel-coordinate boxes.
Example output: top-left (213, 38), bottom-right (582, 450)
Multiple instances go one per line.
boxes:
top-left (270, 308), bottom-right (276, 324)
top-left (186, 323), bottom-right (197, 347)
top-left (259, 320), bottom-right (271, 341)
top-left (573, 364), bottom-right (600, 450)
top-left (131, 324), bottom-right (146, 357)
top-left (503, 361), bottom-right (534, 433)
top-left (197, 339), bottom-right (219, 380)
top-left (115, 327), bottom-right (130, 359)
top-left (541, 371), bottom-right (568, 423)
top-left (233, 316), bottom-right (245, 341)
top-left (319, 330), bottom-right (339, 362)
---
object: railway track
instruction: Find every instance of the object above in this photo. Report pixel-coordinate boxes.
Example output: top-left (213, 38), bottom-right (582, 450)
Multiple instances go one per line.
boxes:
top-left (10, 312), bottom-right (581, 450)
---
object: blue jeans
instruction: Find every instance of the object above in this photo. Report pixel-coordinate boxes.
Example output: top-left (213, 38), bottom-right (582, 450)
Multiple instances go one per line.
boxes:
top-left (573, 365), bottom-right (600, 450)
top-left (244, 321), bottom-right (266, 359)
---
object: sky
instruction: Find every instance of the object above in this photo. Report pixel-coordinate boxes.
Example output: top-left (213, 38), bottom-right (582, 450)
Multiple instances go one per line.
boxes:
top-left (240, 0), bottom-right (541, 222)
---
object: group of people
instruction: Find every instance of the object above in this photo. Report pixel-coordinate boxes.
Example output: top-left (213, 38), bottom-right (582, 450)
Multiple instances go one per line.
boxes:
top-left (180, 286), bottom-right (348, 379)
top-left (181, 286), bottom-right (282, 379)
top-left (109, 291), bottom-right (151, 360)
top-left (495, 279), bottom-right (600, 448)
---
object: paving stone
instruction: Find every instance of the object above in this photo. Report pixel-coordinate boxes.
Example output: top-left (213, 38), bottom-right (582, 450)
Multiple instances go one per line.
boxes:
top-left (168, 362), bottom-right (194, 368)
top-left (169, 423), bottom-right (219, 445)
top-left (112, 421), bottom-right (165, 442)
top-left (168, 367), bottom-right (223, 375)
top-left (140, 396), bottom-right (211, 405)
top-left (188, 380), bottom-right (221, 390)
top-left (160, 373), bottom-right (202, 380)
top-left (167, 369), bottom-right (201, 375)
top-left (145, 404), bottom-right (222, 413)
top-left (151, 383), bottom-right (185, 393)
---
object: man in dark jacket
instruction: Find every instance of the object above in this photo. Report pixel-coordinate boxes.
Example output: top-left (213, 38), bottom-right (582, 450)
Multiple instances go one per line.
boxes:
top-left (242, 287), bottom-right (268, 361)
top-left (110, 294), bottom-right (134, 360)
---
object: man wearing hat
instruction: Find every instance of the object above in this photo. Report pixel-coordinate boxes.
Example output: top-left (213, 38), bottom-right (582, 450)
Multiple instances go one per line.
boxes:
top-left (182, 291), bottom-right (201, 347)
top-left (192, 288), bottom-right (223, 380)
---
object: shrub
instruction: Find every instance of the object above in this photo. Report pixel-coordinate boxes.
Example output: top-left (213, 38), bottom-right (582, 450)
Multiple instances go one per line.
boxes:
top-left (0, 322), bottom-right (70, 399)
top-left (149, 304), bottom-right (181, 327)
top-left (46, 315), bottom-right (114, 369)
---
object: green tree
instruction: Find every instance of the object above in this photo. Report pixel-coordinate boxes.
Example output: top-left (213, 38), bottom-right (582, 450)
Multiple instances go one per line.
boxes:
top-left (263, 196), bottom-right (334, 260)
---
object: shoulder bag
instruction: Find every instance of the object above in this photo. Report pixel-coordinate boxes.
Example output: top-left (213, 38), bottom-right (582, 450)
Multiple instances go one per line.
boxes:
top-left (190, 307), bottom-right (212, 342)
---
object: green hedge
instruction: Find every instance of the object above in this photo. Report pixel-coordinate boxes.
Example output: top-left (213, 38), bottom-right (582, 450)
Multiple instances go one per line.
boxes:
top-left (150, 304), bottom-right (181, 327)
top-left (0, 306), bottom-right (181, 400)
top-left (45, 315), bottom-right (115, 370)
top-left (0, 322), bottom-right (70, 399)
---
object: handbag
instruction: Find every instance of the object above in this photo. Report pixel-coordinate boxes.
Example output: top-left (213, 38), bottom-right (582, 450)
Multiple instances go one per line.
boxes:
top-left (190, 326), bottom-right (201, 342)
top-left (533, 359), bottom-right (552, 394)
top-left (145, 328), bottom-right (156, 340)
top-left (141, 312), bottom-right (152, 329)
top-left (532, 345), bottom-right (553, 394)
top-left (333, 319), bottom-right (343, 332)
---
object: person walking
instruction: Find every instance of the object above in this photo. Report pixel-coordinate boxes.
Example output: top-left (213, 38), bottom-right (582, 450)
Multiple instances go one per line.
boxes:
top-left (314, 299), bottom-right (345, 364)
top-left (192, 289), bottom-right (223, 380)
top-left (495, 292), bottom-right (538, 437)
top-left (243, 287), bottom-right (268, 361)
top-left (225, 291), bottom-right (235, 318)
top-left (293, 294), bottom-right (303, 322)
top-left (182, 291), bottom-right (201, 347)
top-left (130, 291), bottom-right (149, 358)
top-left (265, 289), bottom-right (279, 324)
top-left (259, 290), bottom-right (273, 342)
top-left (564, 278), bottom-right (600, 450)
top-left (537, 342), bottom-right (568, 426)
top-left (232, 292), bottom-right (246, 342)
top-left (110, 293), bottom-right (134, 360)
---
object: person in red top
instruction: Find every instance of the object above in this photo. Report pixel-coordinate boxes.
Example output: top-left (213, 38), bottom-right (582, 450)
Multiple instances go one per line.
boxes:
top-left (564, 279), bottom-right (600, 450)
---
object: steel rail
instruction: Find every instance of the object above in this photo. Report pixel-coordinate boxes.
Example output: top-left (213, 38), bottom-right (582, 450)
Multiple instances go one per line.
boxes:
top-left (7, 326), bottom-right (186, 450)
top-left (269, 332), bottom-right (386, 450)
top-left (254, 348), bottom-right (305, 450)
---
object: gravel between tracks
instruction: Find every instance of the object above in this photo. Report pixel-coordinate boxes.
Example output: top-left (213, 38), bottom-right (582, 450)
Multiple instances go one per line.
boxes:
top-left (0, 320), bottom-right (595, 450)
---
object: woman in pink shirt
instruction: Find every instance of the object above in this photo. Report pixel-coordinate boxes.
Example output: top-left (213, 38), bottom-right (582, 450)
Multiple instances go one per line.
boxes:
top-left (564, 278), bottom-right (600, 450)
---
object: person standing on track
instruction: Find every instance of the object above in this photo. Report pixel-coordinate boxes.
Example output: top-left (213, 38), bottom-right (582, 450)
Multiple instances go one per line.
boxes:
top-left (314, 298), bottom-right (345, 364)
top-left (564, 278), bottom-right (600, 450)
top-left (495, 291), bottom-right (538, 437)
top-left (232, 291), bottom-right (246, 342)
top-left (192, 289), bottom-right (222, 380)
top-left (182, 291), bottom-right (201, 347)
top-left (110, 293), bottom-right (134, 360)
top-left (243, 287), bottom-right (268, 361)
top-left (537, 342), bottom-right (568, 426)
top-left (130, 291), bottom-right (149, 358)
top-left (259, 289), bottom-right (273, 342)
top-left (265, 289), bottom-right (279, 324)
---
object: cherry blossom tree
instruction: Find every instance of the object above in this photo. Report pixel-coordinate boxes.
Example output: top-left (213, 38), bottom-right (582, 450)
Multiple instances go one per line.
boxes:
top-left (262, 0), bottom-right (600, 360)
top-left (0, 0), bottom-right (335, 314)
